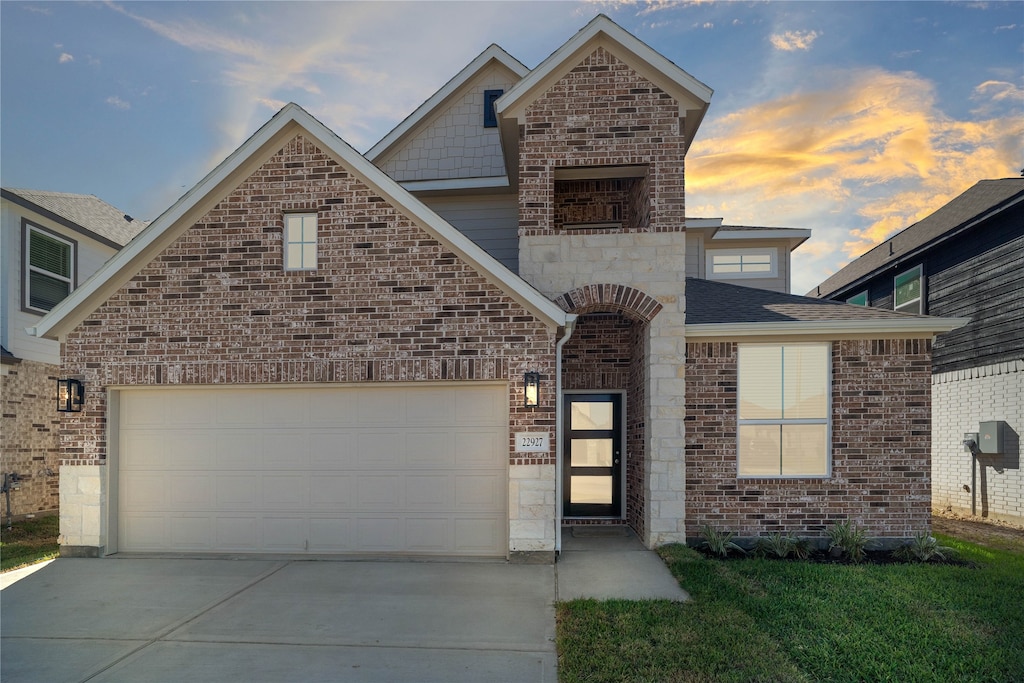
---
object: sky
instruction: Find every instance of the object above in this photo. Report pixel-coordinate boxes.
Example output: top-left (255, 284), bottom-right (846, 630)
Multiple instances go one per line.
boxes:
top-left (2, 1), bottom-right (1021, 295)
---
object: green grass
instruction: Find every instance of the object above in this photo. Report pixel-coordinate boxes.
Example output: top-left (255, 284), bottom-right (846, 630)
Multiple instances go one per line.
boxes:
top-left (0, 515), bottom-right (60, 572)
top-left (557, 534), bottom-right (1024, 682)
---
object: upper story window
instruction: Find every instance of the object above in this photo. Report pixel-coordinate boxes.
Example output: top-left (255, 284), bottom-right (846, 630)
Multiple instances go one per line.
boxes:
top-left (737, 343), bottom-right (831, 478)
top-left (483, 89), bottom-right (503, 128)
top-left (24, 222), bottom-right (76, 314)
top-left (846, 291), bottom-right (869, 306)
top-left (894, 265), bottom-right (923, 314)
top-left (284, 213), bottom-right (318, 271)
top-left (706, 248), bottom-right (778, 280)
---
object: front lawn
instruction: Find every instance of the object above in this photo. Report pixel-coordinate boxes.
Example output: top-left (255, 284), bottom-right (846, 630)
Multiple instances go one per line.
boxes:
top-left (557, 534), bottom-right (1024, 682)
top-left (0, 515), bottom-right (60, 572)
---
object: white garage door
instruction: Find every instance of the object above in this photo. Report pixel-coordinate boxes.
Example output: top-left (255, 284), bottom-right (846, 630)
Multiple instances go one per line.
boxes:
top-left (117, 384), bottom-right (508, 556)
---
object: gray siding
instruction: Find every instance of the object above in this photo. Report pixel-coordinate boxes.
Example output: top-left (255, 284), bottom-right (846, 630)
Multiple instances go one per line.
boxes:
top-left (420, 194), bottom-right (519, 273)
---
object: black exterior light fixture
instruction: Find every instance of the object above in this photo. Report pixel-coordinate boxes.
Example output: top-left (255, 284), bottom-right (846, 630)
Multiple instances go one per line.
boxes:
top-left (523, 371), bottom-right (540, 408)
top-left (57, 378), bottom-right (85, 413)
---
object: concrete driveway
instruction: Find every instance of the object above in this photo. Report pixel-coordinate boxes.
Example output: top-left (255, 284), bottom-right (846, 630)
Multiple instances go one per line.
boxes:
top-left (1, 558), bottom-right (557, 683)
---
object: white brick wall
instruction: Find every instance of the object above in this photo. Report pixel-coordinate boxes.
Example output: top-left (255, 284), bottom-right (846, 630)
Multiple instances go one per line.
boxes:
top-left (932, 359), bottom-right (1023, 525)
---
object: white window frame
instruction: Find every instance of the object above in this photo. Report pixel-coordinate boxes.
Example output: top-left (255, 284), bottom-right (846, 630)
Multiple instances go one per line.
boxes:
top-left (893, 265), bottom-right (924, 314)
top-left (23, 222), bottom-right (76, 314)
top-left (736, 342), bottom-right (832, 479)
top-left (284, 213), bottom-right (318, 271)
top-left (706, 248), bottom-right (778, 280)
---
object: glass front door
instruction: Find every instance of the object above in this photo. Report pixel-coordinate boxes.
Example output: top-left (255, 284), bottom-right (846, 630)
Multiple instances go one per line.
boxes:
top-left (563, 394), bottom-right (623, 517)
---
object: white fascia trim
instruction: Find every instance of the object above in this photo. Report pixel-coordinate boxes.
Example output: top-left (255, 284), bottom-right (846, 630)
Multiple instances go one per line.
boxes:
top-left (685, 317), bottom-right (971, 338)
top-left (32, 103), bottom-right (567, 340)
top-left (366, 44), bottom-right (529, 162)
top-left (496, 14), bottom-right (712, 121)
top-left (685, 217), bottom-right (724, 229)
top-left (712, 229), bottom-right (811, 241)
top-left (400, 176), bottom-right (510, 193)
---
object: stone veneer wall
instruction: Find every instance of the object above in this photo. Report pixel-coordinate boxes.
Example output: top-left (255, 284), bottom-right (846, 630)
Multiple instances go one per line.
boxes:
top-left (60, 134), bottom-right (559, 557)
top-left (0, 359), bottom-right (61, 517)
top-left (517, 46), bottom-right (689, 547)
top-left (685, 339), bottom-right (934, 543)
top-left (932, 359), bottom-right (1022, 526)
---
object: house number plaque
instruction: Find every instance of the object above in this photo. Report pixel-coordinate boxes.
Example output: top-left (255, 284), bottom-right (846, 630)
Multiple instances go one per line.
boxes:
top-left (515, 432), bottom-right (550, 453)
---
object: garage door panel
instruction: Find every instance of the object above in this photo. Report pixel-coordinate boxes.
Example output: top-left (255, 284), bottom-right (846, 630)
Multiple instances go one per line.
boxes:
top-left (310, 475), bottom-right (354, 508)
top-left (406, 518), bottom-right (451, 552)
top-left (119, 384), bottom-right (508, 556)
top-left (216, 476), bottom-right (258, 507)
top-left (309, 518), bottom-right (353, 550)
top-left (357, 475), bottom-right (400, 507)
top-left (216, 517), bottom-right (260, 550)
top-left (405, 475), bottom-right (454, 507)
top-left (263, 517), bottom-right (307, 551)
top-left (169, 475), bottom-right (213, 507)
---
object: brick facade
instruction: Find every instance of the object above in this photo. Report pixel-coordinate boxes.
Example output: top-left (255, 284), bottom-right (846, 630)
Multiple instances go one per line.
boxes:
top-left (0, 359), bottom-right (61, 517)
top-left (60, 133), bottom-right (559, 554)
top-left (685, 339), bottom-right (933, 544)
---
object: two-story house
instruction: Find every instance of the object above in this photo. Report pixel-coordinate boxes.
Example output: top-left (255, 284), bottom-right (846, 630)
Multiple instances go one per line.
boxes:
top-left (812, 178), bottom-right (1024, 527)
top-left (32, 16), bottom-right (962, 559)
top-left (1, 188), bottom-right (145, 518)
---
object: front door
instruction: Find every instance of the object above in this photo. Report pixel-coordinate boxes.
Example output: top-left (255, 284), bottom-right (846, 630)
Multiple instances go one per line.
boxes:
top-left (563, 394), bottom-right (623, 518)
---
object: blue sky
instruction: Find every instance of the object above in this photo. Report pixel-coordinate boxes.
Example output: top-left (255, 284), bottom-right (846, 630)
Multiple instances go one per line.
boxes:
top-left (2, 1), bottom-right (1021, 294)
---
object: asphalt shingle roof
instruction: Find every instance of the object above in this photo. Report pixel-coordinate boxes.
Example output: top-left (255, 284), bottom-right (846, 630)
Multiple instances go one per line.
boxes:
top-left (810, 178), bottom-right (1024, 298)
top-left (2, 188), bottom-right (147, 247)
top-left (685, 277), bottom-right (931, 326)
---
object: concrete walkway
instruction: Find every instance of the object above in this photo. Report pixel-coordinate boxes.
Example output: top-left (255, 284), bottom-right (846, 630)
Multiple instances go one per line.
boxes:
top-left (556, 526), bottom-right (689, 602)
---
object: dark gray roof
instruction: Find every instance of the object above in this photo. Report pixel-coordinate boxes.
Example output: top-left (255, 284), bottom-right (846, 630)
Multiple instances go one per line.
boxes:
top-left (686, 277), bottom-right (929, 325)
top-left (810, 178), bottom-right (1024, 298)
top-left (1, 188), bottom-right (147, 247)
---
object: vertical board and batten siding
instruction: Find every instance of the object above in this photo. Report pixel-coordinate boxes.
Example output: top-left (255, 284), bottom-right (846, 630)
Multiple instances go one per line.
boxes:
top-left (684, 231), bottom-right (704, 279)
top-left (420, 194), bottom-right (519, 273)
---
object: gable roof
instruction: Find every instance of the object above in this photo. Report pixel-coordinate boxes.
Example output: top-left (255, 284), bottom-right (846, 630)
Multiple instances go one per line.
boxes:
top-left (495, 14), bottom-right (712, 149)
top-left (1, 187), bottom-right (147, 248)
top-left (685, 277), bottom-right (967, 338)
top-left (29, 103), bottom-right (570, 342)
top-left (811, 178), bottom-right (1024, 298)
top-left (366, 43), bottom-right (529, 165)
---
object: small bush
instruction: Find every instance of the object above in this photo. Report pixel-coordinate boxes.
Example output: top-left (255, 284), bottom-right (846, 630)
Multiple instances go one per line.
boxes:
top-left (894, 531), bottom-right (957, 563)
top-left (698, 525), bottom-right (746, 558)
top-left (827, 520), bottom-right (870, 563)
top-left (755, 532), bottom-right (812, 560)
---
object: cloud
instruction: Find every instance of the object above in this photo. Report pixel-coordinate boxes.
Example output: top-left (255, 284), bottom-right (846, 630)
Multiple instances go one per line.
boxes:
top-left (106, 96), bottom-right (130, 110)
top-left (686, 68), bottom-right (1024, 293)
top-left (994, 24), bottom-right (1017, 31)
top-left (22, 5), bottom-right (52, 15)
top-left (59, 53), bottom-right (74, 64)
top-left (769, 30), bottom-right (821, 51)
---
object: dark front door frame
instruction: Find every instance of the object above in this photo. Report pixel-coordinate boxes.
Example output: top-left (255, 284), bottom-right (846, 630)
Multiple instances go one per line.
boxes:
top-left (562, 391), bottom-right (626, 519)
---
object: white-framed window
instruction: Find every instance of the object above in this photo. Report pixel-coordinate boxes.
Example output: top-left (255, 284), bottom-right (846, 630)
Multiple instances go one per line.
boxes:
top-left (284, 213), bottom-right (317, 271)
top-left (23, 222), bottom-right (76, 313)
top-left (737, 343), bottom-right (831, 478)
top-left (706, 248), bottom-right (778, 279)
top-left (846, 291), bottom-right (868, 306)
top-left (893, 265), bottom-right (923, 314)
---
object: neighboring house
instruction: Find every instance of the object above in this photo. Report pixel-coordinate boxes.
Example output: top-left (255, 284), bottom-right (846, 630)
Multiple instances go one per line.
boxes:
top-left (811, 179), bottom-right (1024, 526)
top-left (1, 188), bottom-right (145, 519)
top-left (32, 16), bottom-right (962, 560)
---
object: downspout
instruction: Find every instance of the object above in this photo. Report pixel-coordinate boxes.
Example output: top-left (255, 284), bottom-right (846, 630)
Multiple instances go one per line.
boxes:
top-left (554, 315), bottom-right (577, 558)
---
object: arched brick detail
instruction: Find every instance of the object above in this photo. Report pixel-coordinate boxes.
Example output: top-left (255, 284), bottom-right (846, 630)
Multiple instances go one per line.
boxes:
top-left (554, 284), bottom-right (663, 322)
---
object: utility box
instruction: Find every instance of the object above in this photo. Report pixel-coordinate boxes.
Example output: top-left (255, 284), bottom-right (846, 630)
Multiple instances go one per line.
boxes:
top-left (978, 421), bottom-right (1007, 454)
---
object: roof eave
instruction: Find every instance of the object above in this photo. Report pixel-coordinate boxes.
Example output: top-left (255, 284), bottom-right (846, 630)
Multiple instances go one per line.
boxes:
top-left (685, 317), bottom-right (971, 339)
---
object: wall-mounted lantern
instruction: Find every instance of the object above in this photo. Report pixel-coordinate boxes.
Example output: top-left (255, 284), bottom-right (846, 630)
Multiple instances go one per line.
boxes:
top-left (524, 371), bottom-right (540, 408)
top-left (57, 378), bottom-right (84, 413)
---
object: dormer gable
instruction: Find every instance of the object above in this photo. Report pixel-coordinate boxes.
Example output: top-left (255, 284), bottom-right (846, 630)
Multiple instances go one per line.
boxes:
top-left (367, 44), bottom-right (529, 189)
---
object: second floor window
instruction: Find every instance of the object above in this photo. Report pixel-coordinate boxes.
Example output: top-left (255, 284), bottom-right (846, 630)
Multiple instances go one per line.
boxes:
top-left (707, 248), bottom-right (778, 279)
top-left (24, 223), bottom-right (75, 313)
top-left (894, 265), bottom-right (923, 314)
top-left (284, 213), bottom-right (318, 271)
